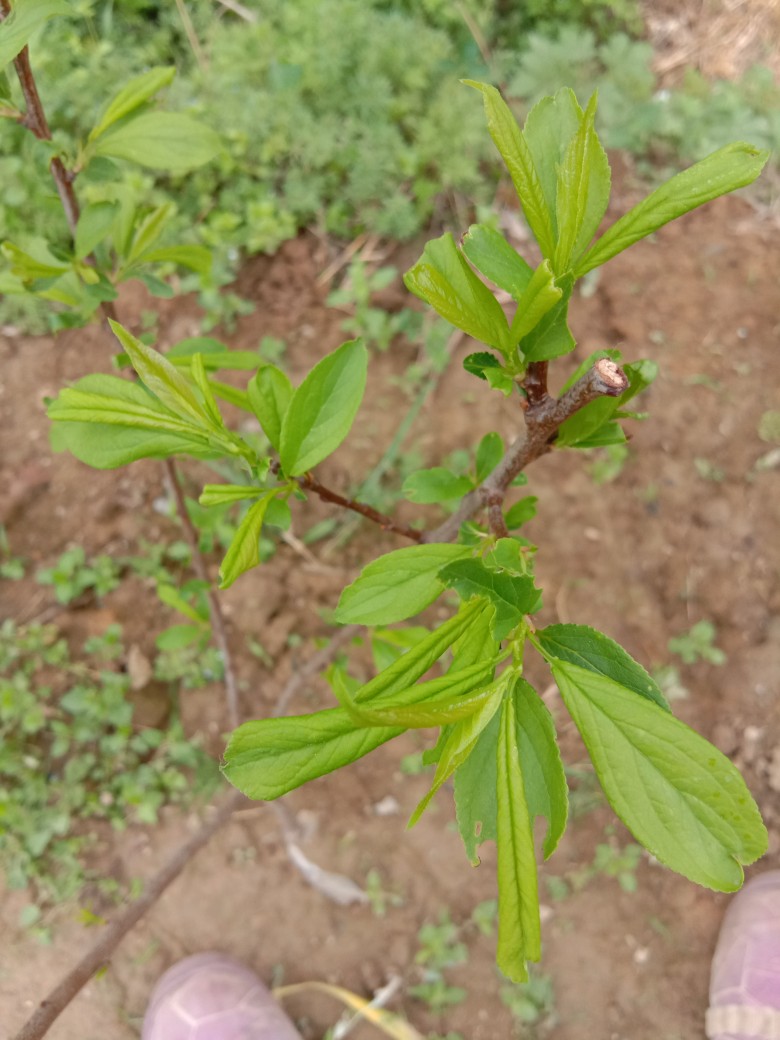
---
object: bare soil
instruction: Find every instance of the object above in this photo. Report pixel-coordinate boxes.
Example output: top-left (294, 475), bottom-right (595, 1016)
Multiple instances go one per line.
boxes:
top-left (1, 169), bottom-right (779, 1040)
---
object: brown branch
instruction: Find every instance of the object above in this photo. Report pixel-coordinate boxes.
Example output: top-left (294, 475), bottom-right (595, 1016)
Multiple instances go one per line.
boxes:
top-left (0, 0), bottom-right (80, 236)
top-left (523, 360), bottom-right (549, 408)
top-left (296, 471), bottom-right (422, 542)
top-left (162, 460), bottom-right (240, 730)
top-left (423, 357), bottom-right (628, 543)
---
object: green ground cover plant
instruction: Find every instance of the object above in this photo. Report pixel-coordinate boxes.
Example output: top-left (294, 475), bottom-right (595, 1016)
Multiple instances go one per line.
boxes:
top-left (2, 0), bottom-right (777, 332)
top-left (0, 0), bottom-right (771, 999)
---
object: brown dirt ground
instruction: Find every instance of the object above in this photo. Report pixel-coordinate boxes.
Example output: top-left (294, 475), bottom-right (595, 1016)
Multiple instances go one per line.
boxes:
top-left (1, 166), bottom-right (779, 1040)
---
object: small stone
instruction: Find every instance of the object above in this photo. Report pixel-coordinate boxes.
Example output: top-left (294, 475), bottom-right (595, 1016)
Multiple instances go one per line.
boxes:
top-left (373, 796), bottom-right (401, 817)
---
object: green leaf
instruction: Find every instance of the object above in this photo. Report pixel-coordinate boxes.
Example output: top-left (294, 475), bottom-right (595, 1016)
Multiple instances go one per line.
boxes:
top-left (463, 351), bottom-right (502, 381)
top-left (49, 417), bottom-right (217, 469)
top-left (125, 204), bottom-right (174, 264)
top-left (279, 340), bottom-right (367, 475)
top-left (513, 678), bottom-right (567, 859)
top-left (575, 143), bottom-right (769, 277)
top-left (454, 707), bottom-right (501, 863)
top-left (190, 353), bottom-right (224, 430)
top-left (74, 202), bottom-right (119, 260)
top-left (335, 544), bottom-right (471, 625)
top-left (402, 467), bottom-right (473, 504)
top-left (409, 673), bottom-right (507, 827)
top-left (404, 233), bottom-right (510, 353)
top-left (464, 81), bottom-right (554, 259)
top-left (155, 623), bottom-right (203, 650)
top-left (156, 583), bottom-right (206, 623)
top-left (552, 661), bottom-right (767, 890)
top-left (0, 0), bottom-right (71, 70)
top-left (475, 432), bottom-right (504, 482)
top-left (223, 602), bottom-right (484, 799)
top-left (248, 364), bottom-right (293, 451)
top-left (199, 484), bottom-right (265, 507)
top-left (1, 241), bottom-right (68, 281)
top-left (496, 691), bottom-right (540, 982)
top-left (439, 559), bottom-right (542, 641)
top-left (336, 659), bottom-right (503, 728)
top-left (461, 224), bottom-right (533, 299)
top-left (508, 260), bottom-right (562, 345)
top-left (47, 373), bottom-right (212, 440)
top-left (218, 491), bottom-right (277, 589)
top-left (139, 244), bottom-right (212, 276)
top-left (108, 320), bottom-right (216, 430)
top-left (89, 66), bottom-right (176, 141)
top-left (522, 89), bottom-right (581, 240)
top-left (504, 496), bottom-right (538, 529)
top-left (518, 283), bottom-right (575, 363)
top-left (535, 623), bottom-right (670, 711)
top-left (92, 112), bottom-right (221, 173)
top-left (553, 93), bottom-right (606, 274)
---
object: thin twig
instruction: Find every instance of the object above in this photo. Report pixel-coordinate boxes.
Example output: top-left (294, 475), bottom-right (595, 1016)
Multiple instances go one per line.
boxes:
top-left (295, 471), bottom-right (422, 543)
top-left (173, 0), bottom-right (208, 72)
top-left (162, 460), bottom-right (240, 730)
top-left (423, 358), bottom-right (628, 543)
top-left (0, 0), bottom-right (80, 235)
top-left (213, 0), bottom-right (258, 22)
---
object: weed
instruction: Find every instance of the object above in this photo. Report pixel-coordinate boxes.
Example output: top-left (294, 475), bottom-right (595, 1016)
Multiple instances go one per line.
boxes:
top-left (500, 967), bottom-right (557, 1032)
top-left (328, 259), bottom-right (423, 352)
top-left (694, 457), bottom-right (726, 482)
top-left (668, 621), bottom-right (727, 666)
top-left (36, 546), bottom-right (121, 604)
top-left (411, 910), bottom-right (469, 1012)
top-left (364, 867), bottom-right (404, 917)
top-left (0, 620), bottom-right (218, 920)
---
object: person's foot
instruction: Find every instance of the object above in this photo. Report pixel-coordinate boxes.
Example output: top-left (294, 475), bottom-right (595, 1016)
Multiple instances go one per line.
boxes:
top-left (142, 952), bottom-right (302, 1039)
top-left (707, 871), bottom-right (780, 1039)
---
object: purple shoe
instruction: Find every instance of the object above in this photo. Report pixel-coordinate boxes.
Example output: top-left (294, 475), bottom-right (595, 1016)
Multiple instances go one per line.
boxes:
top-left (707, 871), bottom-right (780, 1039)
top-left (142, 952), bottom-right (302, 1040)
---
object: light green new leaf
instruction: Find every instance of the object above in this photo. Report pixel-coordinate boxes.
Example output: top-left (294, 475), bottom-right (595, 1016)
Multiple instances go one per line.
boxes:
top-left (409, 674), bottom-right (507, 827)
top-left (535, 622), bottom-right (669, 711)
top-left (218, 491), bottom-right (278, 589)
top-left (553, 661), bottom-right (767, 890)
top-left (513, 678), bottom-right (568, 859)
top-left (508, 260), bottom-right (561, 345)
top-left (167, 338), bottom-right (259, 370)
top-left (439, 558), bottom-right (542, 641)
top-left (224, 708), bottom-right (408, 801)
top-left (50, 419), bottom-right (218, 468)
top-left (223, 603), bottom-right (483, 799)
top-left (248, 364), bottom-right (293, 451)
top-left (157, 583), bottom-right (206, 623)
top-left (92, 112), bottom-right (221, 173)
top-left (454, 708), bottom-right (501, 863)
top-left (476, 432), bottom-right (504, 483)
top-left (461, 224), bottom-right (533, 300)
top-left (575, 143), bottom-right (769, 277)
top-left (48, 373), bottom-right (217, 467)
top-left (0, 0), bottom-right (71, 70)
top-left (139, 245), bottom-right (212, 276)
top-left (336, 659), bottom-right (502, 729)
top-left (404, 233), bottom-right (510, 353)
top-left (74, 202), bottom-right (120, 260)
top-left (335, 543), bottom-right (471, 625)
top-left (199, 484), bottom-right (266, 507)
top-left (465, 81), bottom-right (554, 259)
top-left (125, 204), bottom-right (174, 264)
top-left (517, 290), bottom-right (575, 363)
top-left (1, 241), bottom-right (68, 281)
top-left (279, 339), bottom-right (367, 475)
top-left (496, 692), bottom-right (540, 982)
top-left (89, 66), bottom-right (176, 141)
top-left (108, 320), bottom-right (215, 430)
top-left (402, 467), bottom-right (473, 504)
top-left (553, 94), bottom-right (605, 274)
top-left (190, 353), bottom-right (224, 430)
